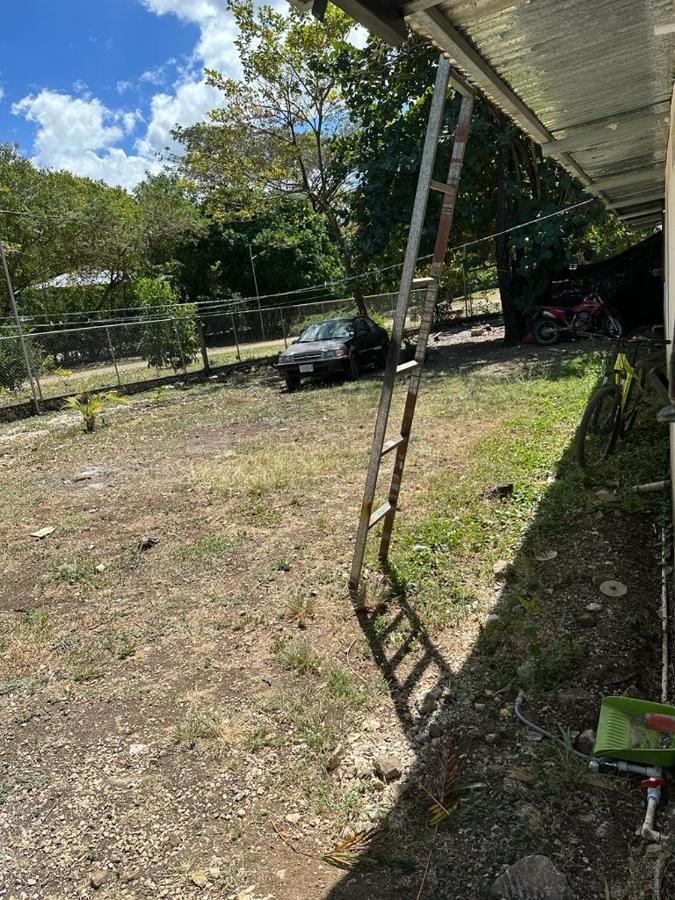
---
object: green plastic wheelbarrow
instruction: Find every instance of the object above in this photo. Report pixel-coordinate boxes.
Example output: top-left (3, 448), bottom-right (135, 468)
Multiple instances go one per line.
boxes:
top-left (594, 696), bottom-right (675, 767)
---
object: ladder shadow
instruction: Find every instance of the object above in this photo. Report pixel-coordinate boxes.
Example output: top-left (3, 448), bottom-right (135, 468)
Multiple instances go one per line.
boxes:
top-left (355, 565), bottom-right (454, 744)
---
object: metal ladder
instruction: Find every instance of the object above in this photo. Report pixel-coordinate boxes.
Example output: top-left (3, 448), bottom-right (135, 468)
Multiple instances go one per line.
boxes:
top-left (349, 56), bottom-right (474, 596)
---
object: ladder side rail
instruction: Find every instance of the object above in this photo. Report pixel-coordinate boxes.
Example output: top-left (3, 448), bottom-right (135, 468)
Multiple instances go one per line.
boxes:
top-left (379, 93), bottom-right (475, 561)
top-left (349, 56), bottom-right (454, 595)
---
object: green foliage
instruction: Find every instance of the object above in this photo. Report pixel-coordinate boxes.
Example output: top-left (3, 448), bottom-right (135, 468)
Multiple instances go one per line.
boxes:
top-left (175, 1), bottom-right (366, 309)
top-left (64, 390), bottom-right (129, 432)
top-left (136, 278), bottom-right (199, 371)
top-left (0, 145), bottom-right (204, 322)
top-left (0, 326), bottom-right (27, 391)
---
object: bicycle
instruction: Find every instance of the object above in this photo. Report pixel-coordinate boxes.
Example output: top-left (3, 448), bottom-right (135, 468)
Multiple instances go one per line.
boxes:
top-left (576, 334), bottom-right (669, 470)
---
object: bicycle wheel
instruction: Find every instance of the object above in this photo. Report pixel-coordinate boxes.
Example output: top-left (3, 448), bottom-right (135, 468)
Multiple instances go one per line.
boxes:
top-left (577, 384), bottom-right (621, 469)
top-left (623, 366), bottom-right (646, 436)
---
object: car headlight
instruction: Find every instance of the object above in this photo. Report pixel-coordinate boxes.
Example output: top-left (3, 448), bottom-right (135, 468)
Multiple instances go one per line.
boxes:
top-left (322, 347), bottom-right (347, 359)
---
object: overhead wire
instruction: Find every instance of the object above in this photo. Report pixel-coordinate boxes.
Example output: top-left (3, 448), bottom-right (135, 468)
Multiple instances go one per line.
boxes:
top-left (1, 196), bottom-right (598, 330)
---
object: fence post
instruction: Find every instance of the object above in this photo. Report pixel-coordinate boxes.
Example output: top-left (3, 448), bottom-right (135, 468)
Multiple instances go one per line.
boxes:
top-left (173, 320), bottom-right (187, 374)
top-left (231, 313), bottom-right (241, 362)
top-left (105, 326), bottom-right (122, 388)
top-left (195, 317), bottom-right (210, 374)
top-left (280, 309), bottom-right (288, 349)
top-left (0, 238), bottom-right (41, 414)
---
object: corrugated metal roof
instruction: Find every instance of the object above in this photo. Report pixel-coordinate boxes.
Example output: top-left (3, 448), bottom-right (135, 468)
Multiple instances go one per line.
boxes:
top-left (329, 0), bottom-right (675, 225)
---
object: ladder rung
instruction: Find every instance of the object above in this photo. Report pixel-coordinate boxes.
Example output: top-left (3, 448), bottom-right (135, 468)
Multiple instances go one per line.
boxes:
top-left (430, 179), bottom-right (456, 195)
top-left (396, 360), bottom-right (419, 374)
top-left (368, 501), bottom-right (392, 529)
top-left (381, 434), bottom-right (406, 457)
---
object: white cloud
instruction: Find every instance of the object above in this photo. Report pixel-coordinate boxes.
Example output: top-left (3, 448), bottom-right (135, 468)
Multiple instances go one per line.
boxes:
top-left (13, 0), bottom-right (287, 188)
top-left (135, 79), bottom-right (220, 157)
top-left (12, 91), bottom-right (161, 190)
top-left (141, 0), bottom-right (242, 75)
top-left (0, 85), bottom-right (5, 103)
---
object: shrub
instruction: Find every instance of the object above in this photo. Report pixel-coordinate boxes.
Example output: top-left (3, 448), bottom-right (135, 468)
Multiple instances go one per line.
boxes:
top-left (135, 278), bottom-right (199, 371)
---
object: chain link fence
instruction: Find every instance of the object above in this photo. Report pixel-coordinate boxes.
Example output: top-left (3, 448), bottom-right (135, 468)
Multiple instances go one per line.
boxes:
top-left (0, 277), bottom-right (500, 415)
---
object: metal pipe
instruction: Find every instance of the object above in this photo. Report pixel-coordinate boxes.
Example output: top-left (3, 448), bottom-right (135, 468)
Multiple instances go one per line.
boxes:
top-left (0, 238), bottom-right (41, 413)
top-left (105, 326), bottom-right (121, 387)
top-left (248, 244), bottom-right (266, 342)
top-left (231, 313), bottom-right (241, 362)
top-left (173, 321), bottom-right (187, 373)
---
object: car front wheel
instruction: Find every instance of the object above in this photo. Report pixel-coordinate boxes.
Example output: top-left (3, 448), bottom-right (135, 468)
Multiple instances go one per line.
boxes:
top-left (284, 374), bottom-right (300, 392)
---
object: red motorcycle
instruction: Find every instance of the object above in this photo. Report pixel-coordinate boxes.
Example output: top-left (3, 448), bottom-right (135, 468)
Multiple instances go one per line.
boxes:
top-left (531, 291), bottom-right (623, 345)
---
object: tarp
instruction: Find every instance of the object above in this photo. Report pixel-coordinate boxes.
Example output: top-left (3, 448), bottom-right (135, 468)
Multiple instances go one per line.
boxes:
top-left (551, 233), bottom-right (664, 329)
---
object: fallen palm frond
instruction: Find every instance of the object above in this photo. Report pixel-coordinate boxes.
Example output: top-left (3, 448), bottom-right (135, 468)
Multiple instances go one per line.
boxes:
top-left (321, 828), bottom-right (379, 869)
top-left (424, 736), bottom-right (461, 827)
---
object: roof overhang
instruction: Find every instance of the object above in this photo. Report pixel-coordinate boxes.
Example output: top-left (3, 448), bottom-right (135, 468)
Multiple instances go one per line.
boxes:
top-left (323, 0), bottom-right (675, 228)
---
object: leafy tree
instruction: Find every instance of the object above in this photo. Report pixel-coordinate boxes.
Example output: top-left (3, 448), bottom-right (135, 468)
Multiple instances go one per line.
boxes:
top-left (174, 1), bottom-right (368, 312)
top-left (177, 197), bottom-right (343, 307)
top-left (0, 145), bottom-right (205, 322)
top-left (335, 36), bottom-right (642, 343)
top-left (136, 277), bottom-right (199, 371)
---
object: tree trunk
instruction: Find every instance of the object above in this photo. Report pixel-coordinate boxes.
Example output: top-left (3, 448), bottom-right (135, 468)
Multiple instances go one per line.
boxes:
top-left (495, 136), bottom-right (523, 346)
top-left (325, 213), bottom-right (368, 316)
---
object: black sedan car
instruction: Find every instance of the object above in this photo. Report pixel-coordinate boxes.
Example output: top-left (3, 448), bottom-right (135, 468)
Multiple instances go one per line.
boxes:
top-left (277, 315), bottom-right (389, 391)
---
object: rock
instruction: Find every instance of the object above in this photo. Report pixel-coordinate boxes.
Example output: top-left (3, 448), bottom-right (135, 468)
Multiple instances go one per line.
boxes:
top-left (595, 489), bottom-right (616, 501)
top-left (128, 743), bottom-right (148, 757)
top-left (419, 692), bottom-right (436, 715)
top-left (374, 754), bottom-right (402, 782)
top-left (600, 580), bottom-right (627, 598)
top-left (139, 534), bottom-right (160, 551)
top-left (275, 869), bottom-right (286, 880)
top-left (485, 733), bottom-right (501, 746)
top-left (30, 526), bottom-right (55, 539)
top-left (595, 820), bottom-right (621, 841)
top-left (190, 871), bottom-right (208, 888)
top-left (491, 855), bottom-right (575, 899)
top-left (285, 812), bottom-right (301, 824)
top-left (327, 744), bottom-right (347, 772)
top-left (575, 728), bottom-right (596, 756)
top-left (577, 612), bottom-right (597, 629)
top-left (471, 326), bottom-right (487, 337)
top-left (428, 721), bottom-right (443, 738)
top-left (95, 563), bottom-right (106, 573)
top-left (516, 803), bottom-right (544, 833)
top-left (585, 602), bottom-right (603, 612)
top-left (484, 483), bottom-right (514, 501)
top-left (485, 613), bottom-right (500, 624)
top-left (90, 869), bottom-right (107, 889)
top-left (492, 560), bottom-right (513, 581)
top-left (535, 550), bottom-right (558, 562)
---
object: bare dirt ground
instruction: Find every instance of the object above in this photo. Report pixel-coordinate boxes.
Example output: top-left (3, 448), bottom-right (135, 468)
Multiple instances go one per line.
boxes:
top-left (0, 327), bottom-right (670, 899)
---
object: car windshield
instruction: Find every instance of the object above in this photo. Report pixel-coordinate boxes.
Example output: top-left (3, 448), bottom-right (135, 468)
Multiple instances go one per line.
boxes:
top-left (297, 320), bottom-right (354, 342)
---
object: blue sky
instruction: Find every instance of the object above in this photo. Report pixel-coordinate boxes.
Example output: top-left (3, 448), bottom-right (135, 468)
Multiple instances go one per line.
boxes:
top-left (0, 0), bottom-right (259, 189)
top-left (1, 0), bottom-right (366, 191)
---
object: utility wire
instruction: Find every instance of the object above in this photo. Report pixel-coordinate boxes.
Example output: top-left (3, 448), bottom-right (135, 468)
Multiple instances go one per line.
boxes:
top-left (1, 197), bottom-right (597, 328)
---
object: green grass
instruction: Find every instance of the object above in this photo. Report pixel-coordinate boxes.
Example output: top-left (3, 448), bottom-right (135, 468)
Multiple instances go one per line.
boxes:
top-left (272, 638), bottom-right (322, 673)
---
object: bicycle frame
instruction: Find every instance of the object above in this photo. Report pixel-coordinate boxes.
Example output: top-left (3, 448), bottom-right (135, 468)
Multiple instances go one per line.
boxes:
top-left (612, 351), bottom-right (638, 415)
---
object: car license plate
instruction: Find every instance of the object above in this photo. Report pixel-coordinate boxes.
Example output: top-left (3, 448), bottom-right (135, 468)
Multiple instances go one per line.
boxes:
top-left (299, 364), bottom-right (314, 373)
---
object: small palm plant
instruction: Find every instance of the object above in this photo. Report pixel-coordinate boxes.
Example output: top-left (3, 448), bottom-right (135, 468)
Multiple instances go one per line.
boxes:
top-left (64, 391), bottom-right (129, 433)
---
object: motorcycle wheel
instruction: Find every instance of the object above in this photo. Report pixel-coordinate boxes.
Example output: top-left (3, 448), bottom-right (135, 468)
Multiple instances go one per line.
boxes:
top-left (532, 317), bottom-right (561, 346)
top-left (604, 313), bottom-right (623, 340)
